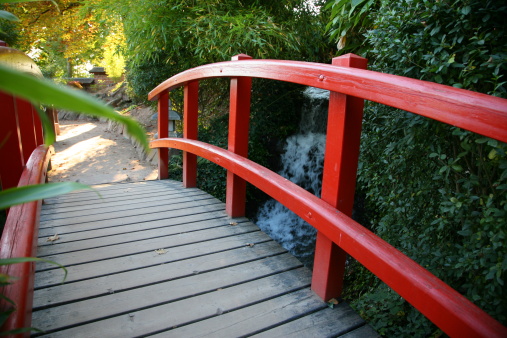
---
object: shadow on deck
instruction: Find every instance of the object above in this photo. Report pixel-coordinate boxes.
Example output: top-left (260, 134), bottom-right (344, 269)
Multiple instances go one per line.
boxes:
top-left (33, 180), bottom-right (377, 337)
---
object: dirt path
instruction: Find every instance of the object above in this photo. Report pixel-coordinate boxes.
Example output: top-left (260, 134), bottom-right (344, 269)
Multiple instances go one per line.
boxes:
top-left (48, 120), bottom-right (158, 185)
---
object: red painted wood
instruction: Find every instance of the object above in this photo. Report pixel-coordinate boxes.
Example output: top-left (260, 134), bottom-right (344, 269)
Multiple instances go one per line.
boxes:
top-left (0, 145), bottom-right (54, 335)
top-left (157, 91), bottom-right (169, 179)
top-left (226, 54), bottom-right (252, 217)
top-left (0, 91), bottom-right (24, 191)
top-left (33, 106), bottom-right (43, 146)
top-left (150, 137), bottom-right (507, 338)
top-left (312, 54), bottom-right (368, 301)
top-left (148, 59), bottom-right (507, 143)
top-left (183, 81), bottom-right (199, 188)
top-left (15, 97), bottom-right (37, 167)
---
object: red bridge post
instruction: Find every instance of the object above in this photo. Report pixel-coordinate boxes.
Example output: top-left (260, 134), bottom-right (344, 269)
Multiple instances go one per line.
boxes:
top-left (226, 54), bottom-right (252, 217)
top-left (0, 92), bottom-right (25, 192)
top-left (183, 81), bottom-right (199, 187)
top-left (158, 91), bottom-right (169, 179)
top-left (312, 53), bottom-right (368, 301)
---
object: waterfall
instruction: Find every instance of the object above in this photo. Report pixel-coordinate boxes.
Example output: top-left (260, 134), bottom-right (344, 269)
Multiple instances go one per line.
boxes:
top-left (256, 87), bottom-right (329, 265)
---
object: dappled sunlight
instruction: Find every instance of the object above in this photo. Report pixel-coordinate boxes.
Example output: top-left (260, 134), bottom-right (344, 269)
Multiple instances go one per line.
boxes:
top-left (49, 121), bottom-right (157, 185)
top-left (56, 122), bottom-right (97, 142)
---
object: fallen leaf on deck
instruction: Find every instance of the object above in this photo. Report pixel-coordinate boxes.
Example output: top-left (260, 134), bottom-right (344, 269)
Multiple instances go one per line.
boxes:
top-left (229, 222), bottom-right (238, 226)
top-left (47, 234), bottom-right (60, 242)
top-left (327, 298), bottom-right (339, 308)
top-left (155, 248), bottom-right (167, 255)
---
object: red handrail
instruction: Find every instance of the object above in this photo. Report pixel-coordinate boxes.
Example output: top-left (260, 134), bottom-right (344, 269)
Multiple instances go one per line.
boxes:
top-left (0, 145), bottom-right (54, 335)
top-left (0, 42), bottom-right (54, 336)
top-left (149, 54), bottom-right (507, 337)
top-left (150, 138), bottom-right (506, 337)
top-left (149, 57), bottom-right (507, 143)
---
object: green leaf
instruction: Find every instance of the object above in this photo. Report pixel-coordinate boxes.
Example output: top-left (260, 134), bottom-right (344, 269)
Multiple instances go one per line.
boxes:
top-left (36, 107), bottom-right (56, 146)
top-left (0, 10), bottom-right (18, 21)
top-left (0, 257), bottom-right (67, 282)
top-left (488, 149), bottom-right (498, 160)
top-left (461, 6), bottom-right (472, 15)
top-left (0, 182), bottom-right (93, 210)
top-left (0, 64), bottom-right (148, 151)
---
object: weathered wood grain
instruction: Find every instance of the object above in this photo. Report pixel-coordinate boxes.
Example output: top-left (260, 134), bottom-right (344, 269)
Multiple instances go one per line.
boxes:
top-left (33, 180), bottom-right (376, 337)
top-left (34, 231), bottom-right (273, 287)
top-left (33, 240), bottom-right (285, 309)
top-left (155, 289), bottom-right (327, 337)
top-left (251, 305), bottom-right (365, 337)
top-left (40, 196), bottom-right (220, 227)
top-left (37, 268), bottom-right (312, 337)
top-left (40, 190), bottom-right (208, 220)
top-left (38, 200), bottom-right (225, 237)
top-left (36, 221), bottom-right (259, 269)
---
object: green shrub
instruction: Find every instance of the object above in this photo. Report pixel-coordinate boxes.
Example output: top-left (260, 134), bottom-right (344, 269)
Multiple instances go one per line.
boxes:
top-left (343, 0), bottom-right (507, 335)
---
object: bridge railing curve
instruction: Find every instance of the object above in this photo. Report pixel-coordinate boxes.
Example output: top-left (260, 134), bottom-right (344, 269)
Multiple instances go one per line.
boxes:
top-left (148, 53), bottom-right (507, 337)
top-left (0, 42), bottom-right (56, 335)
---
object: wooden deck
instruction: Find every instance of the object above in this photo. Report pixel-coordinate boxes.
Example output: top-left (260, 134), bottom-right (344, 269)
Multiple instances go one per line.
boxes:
top-left (32, 180), bottom-right (377, 337)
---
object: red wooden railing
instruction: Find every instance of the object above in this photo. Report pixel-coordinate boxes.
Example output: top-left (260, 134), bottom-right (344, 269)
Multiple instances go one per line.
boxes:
top-left (0, 42), bottom-right (55, 335)
top-left (149, 53), bottom-right (507, 337)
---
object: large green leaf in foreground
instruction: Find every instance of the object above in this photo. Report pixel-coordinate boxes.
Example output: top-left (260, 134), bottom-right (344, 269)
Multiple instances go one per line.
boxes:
top-left (0, 182), bottom-right (93, 210)
top-left (0, 64), bottom-right (149, 151)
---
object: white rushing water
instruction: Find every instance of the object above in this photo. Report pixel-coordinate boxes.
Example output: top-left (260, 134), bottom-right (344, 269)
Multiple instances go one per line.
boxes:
top-left (256, 87), bottom-right (329, 264)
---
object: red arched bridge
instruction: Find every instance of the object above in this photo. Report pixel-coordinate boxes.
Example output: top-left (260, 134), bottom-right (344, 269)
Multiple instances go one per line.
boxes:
top-left (1, 44), bottom-right (507, 337)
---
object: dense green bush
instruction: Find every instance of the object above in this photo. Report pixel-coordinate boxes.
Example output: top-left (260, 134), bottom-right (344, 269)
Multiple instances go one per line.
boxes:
top-left (342, 0), bottom-right (507, 335)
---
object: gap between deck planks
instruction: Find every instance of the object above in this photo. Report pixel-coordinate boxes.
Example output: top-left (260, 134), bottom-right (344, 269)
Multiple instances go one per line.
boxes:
top-left (33, 180), bottom-right (377, 337)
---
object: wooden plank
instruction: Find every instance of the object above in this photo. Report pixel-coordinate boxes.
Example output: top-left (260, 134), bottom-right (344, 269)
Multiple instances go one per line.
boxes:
top-left (43, 180), bottom-right (177, 201)
top-left (43, 180), bottom-right (183, 204)
top-left (39, 203), bottom-right (223, 237)
top-left (40, 187), bottom-right (207, 216)
top-left (251, 304), bottom-right (368, 337)
top-left (33, 240), bottom-right (285, 309)
top-left (40, 196), bottom-right (220, 228)
top-left (36, 222), bottom-right (260, 270)
top-left (156, 288), bottom-right (327, 337)
top-left (36, 268), bottom-right (311, 337)
top-left (38, 201), bottom-right (225, 237)
top-left (37, 217), bottom-right (251, 255)
top-left (34, 181), bottom-right (374, 337)
top-left (31, 255), bottom-right (304, 333)
top-left (41, 184), bottom-right (190, 209)
top-left (34, 231), bottom-right (273, 287)
top-left (40, 190), bottom-right (210, 222)
top-left (38, 211), bottom-right (236, 245)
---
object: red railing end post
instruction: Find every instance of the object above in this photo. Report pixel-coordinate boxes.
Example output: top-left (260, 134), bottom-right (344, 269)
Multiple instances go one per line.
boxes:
top-left (183, 81), bottom-right (199, 187)
top-left (226, 54), bottom-right (252, 217)
top-left (311, 53), bottom-right (367, 301)
top-left (157, 91), bottom-right (169, 179)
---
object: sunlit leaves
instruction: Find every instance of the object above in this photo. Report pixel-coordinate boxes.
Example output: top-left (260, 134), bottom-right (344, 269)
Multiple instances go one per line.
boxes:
top-left (0, 64), bottom-right (148, 150)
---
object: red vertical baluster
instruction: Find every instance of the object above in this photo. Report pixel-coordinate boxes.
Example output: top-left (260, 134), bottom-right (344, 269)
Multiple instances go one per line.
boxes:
top-left (226, 54), bottom-right (252, 217)
top-left (15, 97), bottom-right (37, 164)
top-left (158, 91), bottom-right (169, 179)
top-left (33, 105), bottom-right (44, 146)
top-left (0, 92), bottom-right (24, 191)
top-left (311, 53), bottom-right (367, 301)
top-left (183, 81), bottom-right (199, 187)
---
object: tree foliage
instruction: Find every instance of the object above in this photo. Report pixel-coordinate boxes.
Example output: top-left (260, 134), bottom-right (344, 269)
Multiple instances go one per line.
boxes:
top-left (88, 0), bottom-right (331, 101)
top-left (5, 0), bottom-right (105, 77)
